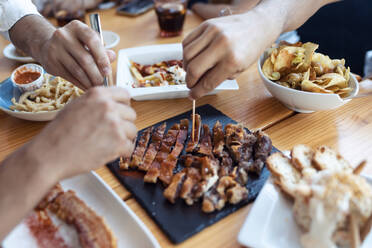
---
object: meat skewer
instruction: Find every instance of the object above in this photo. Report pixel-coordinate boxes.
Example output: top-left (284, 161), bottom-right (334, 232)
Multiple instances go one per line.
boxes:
top-left (144, 124), bottom-right (180, 183)
top-left (129, 127), bottom-right (153, 168)
top-left (138, 123), bottom-right (167, 171)
top-left (159, 119), bottom-right (189, 185)
top-left (186, 114), bottom-right (201, 153)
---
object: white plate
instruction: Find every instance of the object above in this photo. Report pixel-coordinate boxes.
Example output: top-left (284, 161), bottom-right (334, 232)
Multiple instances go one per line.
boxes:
top-left (2, 172), bottom-right (160, 248)
top-left (238, 174), bottom-right (372, 248)
top-left (116, 43), bottom-right (239, 101)
top-left (3, 44), bottom-right (35, 63)
top-left (103, 30), bottom-right (120, 49)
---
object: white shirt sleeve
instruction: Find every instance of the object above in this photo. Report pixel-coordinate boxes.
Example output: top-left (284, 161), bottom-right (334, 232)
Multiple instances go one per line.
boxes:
top-left (0, 0), bottom-right (40, 40)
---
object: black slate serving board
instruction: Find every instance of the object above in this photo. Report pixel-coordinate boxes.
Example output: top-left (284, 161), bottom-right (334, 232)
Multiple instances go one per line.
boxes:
top-left (107, 104), bottom-right (278, 244)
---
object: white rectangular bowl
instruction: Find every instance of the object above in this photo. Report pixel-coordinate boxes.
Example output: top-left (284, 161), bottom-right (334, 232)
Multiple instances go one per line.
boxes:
top-left (238, 174), bottom-right (372, 248)
top-left (116, 43), bottom-right (239, 101)
top-left (2, 172), bottom-right (160, 248)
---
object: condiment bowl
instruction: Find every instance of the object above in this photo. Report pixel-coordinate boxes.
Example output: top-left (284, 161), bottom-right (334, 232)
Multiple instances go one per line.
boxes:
top-left (258, 50), bottom-right (359, 113)
top-left (11, 63), bottom-right (44, 93)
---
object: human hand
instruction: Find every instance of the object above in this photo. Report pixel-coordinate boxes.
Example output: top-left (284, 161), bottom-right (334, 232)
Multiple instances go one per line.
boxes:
top-left (28, 87), bottom-right (137, 180)
top-left (183, 10), bottom-right (282, 99)
top-left (38, 20), bottom-right (115, 90)
top-left (42, 0), bottom-right (101, 17)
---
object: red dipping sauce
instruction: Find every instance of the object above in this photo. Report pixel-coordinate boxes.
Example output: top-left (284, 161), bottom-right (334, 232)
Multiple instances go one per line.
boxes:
top-left (14, 70), bottom-right (41, 85)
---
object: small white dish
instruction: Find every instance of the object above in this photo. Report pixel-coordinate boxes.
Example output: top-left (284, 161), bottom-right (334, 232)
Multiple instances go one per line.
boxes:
top-left (2, 172), bottom-right (160, 248)
top-left (258, 50), bottom-right (359, 113)
top-left (103, 30), bottom-right (120, 49)
top-left (11, 64), bottom-right (44, 92)
top-left (116, 43), bottom-right (239, 101)
top-left (237, 174), bottom-right (372, 248)
top-left (3, 44), bottom-right (35, 63)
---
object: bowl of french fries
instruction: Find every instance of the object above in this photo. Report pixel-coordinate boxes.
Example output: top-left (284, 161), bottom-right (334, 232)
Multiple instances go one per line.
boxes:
top-left (0, 74), bottom-right (84, 121)
top-left (258, 42), bottom-right (359, 113)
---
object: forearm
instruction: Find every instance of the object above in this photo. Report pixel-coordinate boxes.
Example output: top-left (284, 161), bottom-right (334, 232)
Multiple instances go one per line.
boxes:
top-left (85, 0), bottom-right (103, 10)
top-left (9, 14), bottom-right (55, 59)
top-left (254, 0), bottom-right (338, 34)
top-left (0, 142), bottom-right (58, 241)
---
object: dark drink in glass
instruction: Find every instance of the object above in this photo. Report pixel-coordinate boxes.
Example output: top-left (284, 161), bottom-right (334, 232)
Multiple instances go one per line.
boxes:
top-left (154, 0), bottom-right (187, 38)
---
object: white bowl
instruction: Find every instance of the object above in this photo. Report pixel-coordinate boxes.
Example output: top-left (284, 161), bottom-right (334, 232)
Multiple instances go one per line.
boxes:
top-left (258, 51), bottom-right (359, 113)
top-left (11, 63), bottom-right (44, 93)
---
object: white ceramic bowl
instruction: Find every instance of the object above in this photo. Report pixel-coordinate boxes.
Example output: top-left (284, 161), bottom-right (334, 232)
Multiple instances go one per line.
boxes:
top-left (258, 51), bottom-right (359, 113)
top-left (11, 63), bottom-right (44, 93)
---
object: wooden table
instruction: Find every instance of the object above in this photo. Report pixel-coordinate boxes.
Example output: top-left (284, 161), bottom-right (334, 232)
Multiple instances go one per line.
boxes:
top-left (1, 8), bottom-right (372, 248)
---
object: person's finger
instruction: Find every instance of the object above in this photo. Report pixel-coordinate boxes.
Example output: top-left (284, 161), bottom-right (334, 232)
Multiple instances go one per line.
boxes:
top-left (57, 48), bottom-right (92, 89)
top-left (106, 50), bottom-right (116, 63)
top-left (71, 22), bottom-right (112, 77)
top-left (182, 22), bottom-right (208, 47)
top-left (120, 138), bottom-right (135, 157)
top-left (189, 62), bottom-right (230, 100)
top-left (183, 25), bottom-right (218, 66)
top-left (94, 87), bottom-right (131, 105)
top-left (115, 103), bottom-right (137, 122)
top-left (120, 120), bottom-right (138, 142)
top-left (185, 37), bottom-right (225, 89)
top-left (59, 27), bottom-right (104, 87)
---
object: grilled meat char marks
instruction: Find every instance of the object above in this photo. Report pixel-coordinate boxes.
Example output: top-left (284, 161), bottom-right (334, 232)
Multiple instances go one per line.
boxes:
top-left (138, 123), bottom-right (167, 171)
top-left (212, 121), bottom-right (225, 158)
top-left (159, 119), bottom-right (189, 185)
top-left (144, 124), bottom-right (180, 183)
top-left (130, 127), bottom-right (153, 169)
top-left (197, 124), bottom-right (213, 156)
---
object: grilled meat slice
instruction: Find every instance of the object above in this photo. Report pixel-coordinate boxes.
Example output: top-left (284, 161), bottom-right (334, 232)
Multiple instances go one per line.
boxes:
top-left (181, 154), bottom-right (203, 167)
top-left (186, 114), bottom-right (201, 153)
top-left (119, 157), bottom-right (131, 170)
top-left (194, 156), bottom-right (220, 199)
top-left (159, 119), bottom-right (189, 185)
top-left (49, 190), bottom-right (117, 248)
top-left (163, 170), bottom-right (187, 203)
top-left (218, 151), bottom-right (234, 177)
top-left (36, 184), bottom-right (64, 210)
top-left (130, 127), bottom-right (153, 168)
top-left (180, 167), bottom-right (202, 205)
top-left (139, 123), bottom-right (167, 171)
top-left (144, 124), bottom-right (180, 183)
top-left (197, 124), bottom-right (213, 156)
top-left (212, 121), bottom-right (225, 158)
top-left (202, 176), bottom-right (248, 213)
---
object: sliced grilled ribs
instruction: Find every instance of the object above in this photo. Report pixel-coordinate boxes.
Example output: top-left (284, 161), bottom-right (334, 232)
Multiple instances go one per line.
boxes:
top-left (138, 123), bottom-right (166, 171)
top-left (130, 127), bottom-right (153, 168)
top-left (180, 167), bottom-right (202, 205)
top-left (159, 119), bottom-right (189, 185)
top-left (144, 124), bottom-right (180, 183)
top-left (212, 121), bottom-right (225, 158)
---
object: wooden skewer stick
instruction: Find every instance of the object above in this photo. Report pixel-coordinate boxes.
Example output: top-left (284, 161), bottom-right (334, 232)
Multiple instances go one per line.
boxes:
top-left (192, 100), bottom-right (195, 142)
top-left (350, 214), bottom-right (361, 248)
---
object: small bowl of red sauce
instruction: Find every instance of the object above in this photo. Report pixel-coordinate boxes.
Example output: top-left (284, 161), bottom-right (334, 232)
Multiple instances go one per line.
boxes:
top-left (11, 63), bottom-right (44, 92)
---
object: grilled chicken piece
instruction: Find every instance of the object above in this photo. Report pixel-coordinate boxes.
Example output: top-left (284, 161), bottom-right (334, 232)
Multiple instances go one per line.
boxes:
top-left (218, 151), bottom-right (234, 177)
top-left (130, 127), bottom-right (153, 168)
top-left (163, 170), bottom-right (187, 203)
top-left (144, 124), bottom-right (180, 183)
top-left (202, 176), bottom-right (249, 213)
top-left (197, 124), bottom-right (213, 156)
top-left (139, 123), bottom-right (166, 171)
top-left (159, 119), bottom-right (189, 185)
top-left (194, 156), bottom-right (220, 198)
top-left (212, 121), bottom-right (225, 158)
top-left (186, 114), bottom-right (201, 153)
top-left (180, 167), bottom-right (202, 205)
top-left (49, 190), bottom-right (117, 248)
top-left (181, 154), bottom-right (203, 167)
top-left (119, 157), bottom-right (131, 170)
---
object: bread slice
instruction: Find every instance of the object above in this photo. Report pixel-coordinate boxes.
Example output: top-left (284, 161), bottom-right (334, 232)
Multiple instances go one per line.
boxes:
top-left (313, 146), bottom-right (352, 173)
top-left (267, 152), bottom-right (303, 198)
top-left (291, 144), bottom-right (314, 171)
